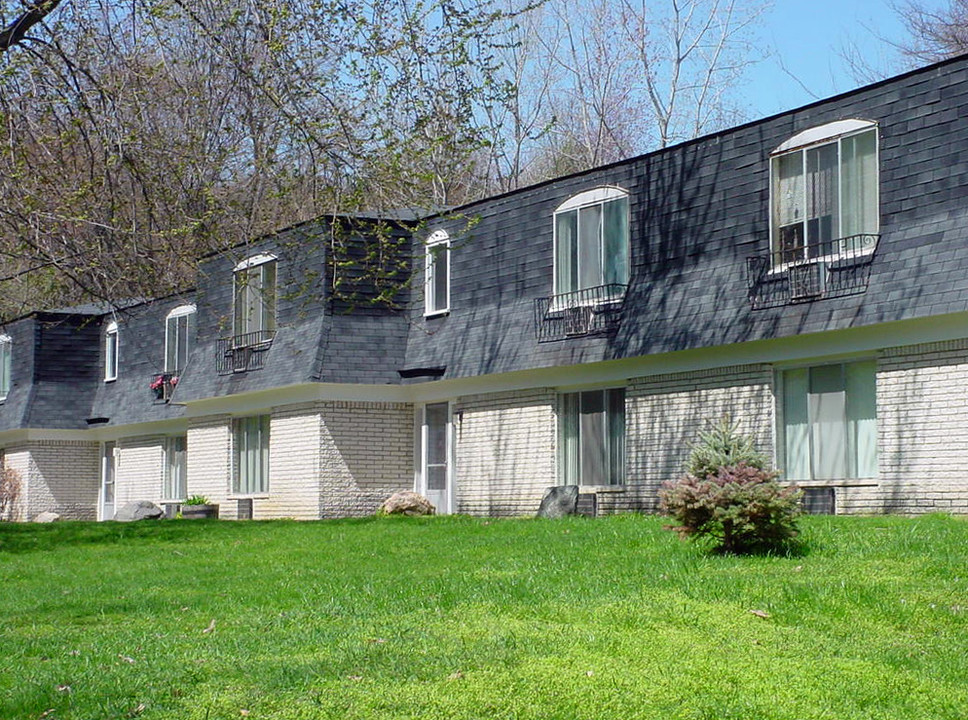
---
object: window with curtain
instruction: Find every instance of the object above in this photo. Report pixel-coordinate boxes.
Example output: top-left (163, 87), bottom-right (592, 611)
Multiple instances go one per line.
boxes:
top-left (163, 436), bottom-right (187, 500)
top-left (0, 335), bottom-right (10, 400)
top-left (165, 305), bottom-right (196, 373)
top-left (233, 415), bottom-right (270, 494)
top-left (554, 188), bottom-right (629, 296)
top-left (234, 256), bottom-right (277, 337)
top-left (104, 321), bottom-right (119, 381)
top-left (424, 230), bottom-right (450, 316)
top-left (771, 124), bottom-right (878, 264)
top-left (778, 360), bottom-right (877, 481)
top-left (559, 388), bottom-right (625, 486)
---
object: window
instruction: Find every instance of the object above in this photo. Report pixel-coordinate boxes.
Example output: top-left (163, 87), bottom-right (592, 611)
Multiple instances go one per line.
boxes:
top-left (163, 436), bottom-right (187, 501)
top-left (165, 305), bottom-right (196, 373)
top-left (234, 255), bottom-right (277, 337)
top-left (104, 321), bottom-right (119, 382)
top-left (424, 230), bottom-right (450, 316)
top-left (0, 335), bottom-right (10, 400)
top-left (554, 187), bottom-right (629, 297)
top-left (771, 120), bottom-right (878, 264)
top-left (559, 388), bottom-right (625, 486)
top-left (778, 360), bottom-right (877, 481)
top-left (233, 415), bottom-right (270, 495)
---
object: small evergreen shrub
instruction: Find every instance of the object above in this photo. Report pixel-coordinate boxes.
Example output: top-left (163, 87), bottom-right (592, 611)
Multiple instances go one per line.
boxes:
top-left (686, 416), bottom-right (769, 480)
top-left (659, 463), bottom-right (801, 553)
top-left (660, 418), bottom-right (801, 553)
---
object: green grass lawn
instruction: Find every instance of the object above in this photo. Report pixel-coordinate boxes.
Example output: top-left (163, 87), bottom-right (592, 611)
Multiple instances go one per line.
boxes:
top-left (1, 514), bottom-right (966, 719)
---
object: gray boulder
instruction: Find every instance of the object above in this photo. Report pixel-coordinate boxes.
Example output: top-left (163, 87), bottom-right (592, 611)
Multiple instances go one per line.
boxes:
top-left (33, 511), bottom-right (61, 523)
top-left (379, 491), bottom-right (435, 516)
top-left (537, 486), bottom-right (580, 518)
top-left (114, 501), bottom-right (164, 522)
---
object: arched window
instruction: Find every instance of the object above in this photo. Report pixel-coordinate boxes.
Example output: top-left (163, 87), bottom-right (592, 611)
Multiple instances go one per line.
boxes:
top-left (424, 230), bottom-right (450, 316)
top-left (104, 321), bottom-right (119, 382)
top-left (553, 187), bottom-right (629, 297)
top-left (0, 334), bottom-right (11, 400)
top-left (234, 254), bottom-right (277, 337)
top-left (165, 304), bottom-right (196, 373)
top-left (771, 120), bottom-right (879, 264)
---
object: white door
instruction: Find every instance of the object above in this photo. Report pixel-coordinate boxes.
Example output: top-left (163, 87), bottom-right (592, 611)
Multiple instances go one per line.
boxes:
top-left (419, 402), bottom-right (453, 514)
top-left (100, 441), bottom-right (116, 521)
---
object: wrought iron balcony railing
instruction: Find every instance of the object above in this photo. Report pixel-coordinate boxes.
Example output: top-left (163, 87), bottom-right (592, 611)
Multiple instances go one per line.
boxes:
top-left (216, 330), bottom-right (276, 375)
top-left (747, 234), bottom-right (880, 310)
top-left (534, 284), bottom-right (627, 342)
top-left (149, 372), bottom-right (179, 403)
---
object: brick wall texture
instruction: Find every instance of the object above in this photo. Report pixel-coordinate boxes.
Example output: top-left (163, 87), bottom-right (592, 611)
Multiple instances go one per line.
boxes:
top-left (7, 440), bottom-right (100, 520)
top-left (455, 389), bottom-right (557, 517)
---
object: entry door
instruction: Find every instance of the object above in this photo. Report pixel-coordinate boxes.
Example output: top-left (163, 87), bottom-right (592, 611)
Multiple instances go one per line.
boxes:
top-left (100, 441), bottom-right (116, 521)
top-left (419, 402), bottom-right (453, 514)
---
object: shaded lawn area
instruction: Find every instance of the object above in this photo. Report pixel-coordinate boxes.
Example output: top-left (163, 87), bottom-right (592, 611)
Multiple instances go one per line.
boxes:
top-left (1, 514), bottom-right (966, 719)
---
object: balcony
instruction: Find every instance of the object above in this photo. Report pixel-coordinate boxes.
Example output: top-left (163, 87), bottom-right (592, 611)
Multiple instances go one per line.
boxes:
top-left (217, 330), bottom-right (276, 375)
top-left (150, 373), bottom-right (179, 403)
top-left (534, 284), bottom-right (627, 342)
top-left (747, 234), bottom-right (880, 310)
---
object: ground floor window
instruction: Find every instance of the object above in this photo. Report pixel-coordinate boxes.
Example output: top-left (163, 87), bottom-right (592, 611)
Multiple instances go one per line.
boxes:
top-left (163, 436), bottom-right (187, 500)
top-left (233, 415), bottom-right (270, 494)
top-left (559, 388), bottom-right (625, 486)
top-left (778, 360), bottom-right (877, 481)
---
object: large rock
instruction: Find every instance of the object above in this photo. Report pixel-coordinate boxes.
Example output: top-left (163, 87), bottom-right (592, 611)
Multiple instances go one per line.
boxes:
top-left (114, 501), bottom-right (164, 522)
top-left (379, 491), bottom-right (435, 516)
top-left (537, 486), bottom-right (579, 518)
top-left (33, 511), bottom-right (61, 523)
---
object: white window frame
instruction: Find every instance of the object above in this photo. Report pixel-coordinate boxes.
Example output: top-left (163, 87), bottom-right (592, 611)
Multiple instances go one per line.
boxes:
top-left (775, 359), bottom-right (878, 484)
top-left (413, 401), bottom-right (455, 513)
top-left (0, 334), bottom-right (11, 401)
top-left (552, 186), bottom-right (630, 300)
top-left (769, 120), bottom-right (879, 271)
top-left (424, 230), bottom-right (450, 317)
top-left (165, 304), bottom-right (196, 374)
top-left (232, 415), bottom-right (270, 496)
top-left (104, 321), bottom-right (119, 382)
top-left (233, 254), bottom-right (277, 338)
top-left (558, 386), bottom-right (626, 488)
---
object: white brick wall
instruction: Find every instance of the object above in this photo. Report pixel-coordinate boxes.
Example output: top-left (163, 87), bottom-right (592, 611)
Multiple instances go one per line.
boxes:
top-left (455, 389), bottom-right (557, 517)
top-left (624, 365), bottom-right (775, 514)
top-left (116, 436), bottom-right (165, 509)
top-left (5, 440), bottom-right (100, 520)
top-left (182, 403), bottom-right (412, 520)
top-left (186, 415), bottom-right (234, 517)
top-left (860, 339), bottom-right (968, 514)
top-left (317, 401), bottom-right (413, 518)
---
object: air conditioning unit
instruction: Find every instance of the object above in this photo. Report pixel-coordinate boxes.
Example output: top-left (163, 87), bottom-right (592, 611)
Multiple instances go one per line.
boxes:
top-left (789, 262), bottom-right (826, 300)
top-left (563, 305), bottom-right (592, 336)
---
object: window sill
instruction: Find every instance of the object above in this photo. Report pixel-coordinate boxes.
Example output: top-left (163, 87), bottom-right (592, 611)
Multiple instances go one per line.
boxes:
top-left (579, 484), bottom-right (626, 493)
top-left (782, 479), bottom-right (879, 488)
top-left (767, 247), bottom-right (875, 276)
top-left (424, 309), bottom-right (450, 319)
top-left (227, 494), bottom-right (270, 500)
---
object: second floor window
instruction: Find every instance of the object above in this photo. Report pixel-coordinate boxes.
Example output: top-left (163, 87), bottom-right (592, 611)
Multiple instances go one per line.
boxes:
top-left (234, 255), bottom-right (277, 338)
top-left (165, 305), bottom-right (196, 373)
top-left (0, 335), bottom-right (10, 400)
top-left (104, 321), bottom-right (119, 382)
top-left (771, 120), bottom-right (878, 264)
top-left (424, 230), bottom-right (450, 316)
top-left (554, 187), bottom-right (629, 297)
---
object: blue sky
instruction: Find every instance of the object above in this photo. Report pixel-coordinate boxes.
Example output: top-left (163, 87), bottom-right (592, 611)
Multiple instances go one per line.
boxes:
top-left (744, 0), bottom-right (949, 118)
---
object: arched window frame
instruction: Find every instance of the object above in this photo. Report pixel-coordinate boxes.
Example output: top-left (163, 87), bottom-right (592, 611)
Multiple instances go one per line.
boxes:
top-left (552, 186), bottom-right (630, 299)
top-left (770, 119), bottom-right (879, 267)
top-left (233, 253), bottom-right (277, 337)
top-left (104, 321), bottom-right (119, 382)
top-left (165, 304), bottom-right (197, 373)
top-left (424, 230), bottom-right (450, 317)
top-left (0, 334), bottom-right (11, 401)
